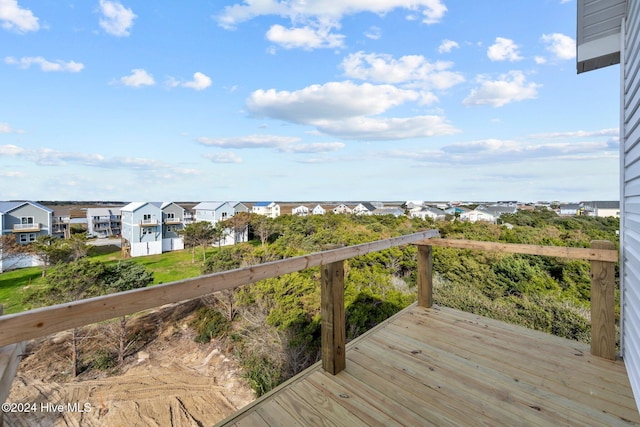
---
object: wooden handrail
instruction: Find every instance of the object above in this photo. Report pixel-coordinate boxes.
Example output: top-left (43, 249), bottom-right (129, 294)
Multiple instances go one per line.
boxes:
top-left (0, 230), bottom-right (439, 348)
top-left (414, 238), bottom-right (619, 360)
top-left (416, 238), bottom-right (618, 262)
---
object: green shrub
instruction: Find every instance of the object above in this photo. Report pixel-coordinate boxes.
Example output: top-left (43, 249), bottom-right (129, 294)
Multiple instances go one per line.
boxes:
top-left (191, 307), bottom-right (231, 343)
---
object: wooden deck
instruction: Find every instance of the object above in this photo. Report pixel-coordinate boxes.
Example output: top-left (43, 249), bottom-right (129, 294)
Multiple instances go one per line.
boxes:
top-left (217, 305), bottom-right (640, 427)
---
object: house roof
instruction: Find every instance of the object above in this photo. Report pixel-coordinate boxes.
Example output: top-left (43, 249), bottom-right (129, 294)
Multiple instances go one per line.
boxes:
top-left (252, 202), bottom-right (275, 207)
top-left (0, 201), bottom-right (53, 214)
top-left (193, 202), bottom-right (228, 211)
top-left (559, 204), bottom-right (582, 210)
top-left (87, 207), bottom-right (122, 216)
top-left (582, 201), bottom-right (620, 209)
top-left (121, 202), bottom-right (163, 212)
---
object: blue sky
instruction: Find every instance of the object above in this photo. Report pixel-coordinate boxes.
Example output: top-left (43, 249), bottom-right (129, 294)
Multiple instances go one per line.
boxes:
top-left (0, 0), bottom-right (620, 203)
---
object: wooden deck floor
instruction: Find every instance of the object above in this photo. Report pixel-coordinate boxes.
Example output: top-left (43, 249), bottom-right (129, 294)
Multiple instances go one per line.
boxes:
top-left (216, 304), bottom-right (640, 427)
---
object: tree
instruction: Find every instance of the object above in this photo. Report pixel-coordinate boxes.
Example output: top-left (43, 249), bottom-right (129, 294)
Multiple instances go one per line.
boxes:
top-left (181, 221), bottom-right (216, 263)
top-left (67, 233), bottom-right (91, 261)
top-left (0, 234), bottom-right (29, 271)
top-left (103, 261), bottom-right (154, 364)
top-left (213, 221), bottom-right (229, 249)
top-left (31, 258), bottom-right (107, 376)
top-left (226, 212), bottom-right (251, 243)
top-left (251, 215), bottom-right (277, 246)
top-left (29, 235), bottom-right (73, 277)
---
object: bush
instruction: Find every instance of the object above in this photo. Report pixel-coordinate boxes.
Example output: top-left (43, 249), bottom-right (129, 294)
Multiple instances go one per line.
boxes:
top-left (191, 307), bottom-right (231, 343)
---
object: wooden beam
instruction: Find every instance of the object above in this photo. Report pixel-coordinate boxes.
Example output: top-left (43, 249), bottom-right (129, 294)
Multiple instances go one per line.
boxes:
top-left (0, 305), bottom-right (25, 427)
top-left (417, 245), bottom-right (433, 308)
top-left (0, 230), bottom-right (439, 347)
top-left (321, 260), bottom-right (345, 375)
top-left (415, 238), bottom-right (618, 262)
top-left (590, 240), bottom-right (617, 360)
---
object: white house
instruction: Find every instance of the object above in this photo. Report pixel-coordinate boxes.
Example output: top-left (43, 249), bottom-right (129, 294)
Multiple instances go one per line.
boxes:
top-left (0, 201), bottom-right (53, 272)
top-left (582, 201), bottom-right (620, 218)
top-left (559, 204), bottom-right (582, 216)
top-left (460, 205), bottom-right (517, 224)
top-left (311, 204), bottom-right (326, 215)
top-left (193, 201), bottom-right (237, 246)
top-left (411, 207), bottom-right (446, 221)
top-left (86, 207), bottom-right (122, 238)
top-left (578, 0), bottom-right (640, 409)
top-left (292, 205), bottom-right (310, 216)
top-left (252, 202), bottom-right (280, 218)
top-left (120, 202), bottom-right (163, 257)
top-left (352, 203), bottom-right (377, 215)
top-left (332, 204), bottom-right (353, 214)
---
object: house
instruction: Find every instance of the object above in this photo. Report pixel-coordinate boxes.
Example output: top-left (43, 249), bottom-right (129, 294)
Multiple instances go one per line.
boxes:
top-left (558, 204), bottom-right (582, 216)
top-left (411, 206), bottom-right (446, 221)
top-left (404, 201), bottom-right (424, 210)
top-left (193, 201), bottom-right (237, 246)
top-left (0, 201), bottom-right (53, 272)
top-left (120, 202), bottom-right (163, 257)
top-left (153, 202), bottom-right (185, 252)
top-left (372, 207), bottom-right (405, 217)
top-left (292, 205), bottom-right (310, 216)
top-left (352, 203), bottom-right (377, 215)
top-left (581, 201), bottom-right (620, 218)
top-left (460, 205), bottom-right (517, 223)
top-left (332, 204), bottom-right (353, 214)
top-left (86, 207), bottom-right (122, 238)
top-left (444, 206), bottom-right (470, 216)
top-left (578, 0), bottom-right (640, 409)
top-left (311, 204), bottom-right (326, 215)
top-left (252, 202), bottom-right (280, 218)
top-left (50, 207), bottom-right (71, 239)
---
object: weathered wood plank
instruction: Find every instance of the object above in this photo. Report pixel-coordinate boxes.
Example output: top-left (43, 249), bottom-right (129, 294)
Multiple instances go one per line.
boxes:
top-left (0, 230), bottom-right (439, 347)
top-left (321, 261), bottom-right (345, 375)
top-left (415, 238), bottom-right (619, 262)
top-left (591, 240), bottom-right (617, 359)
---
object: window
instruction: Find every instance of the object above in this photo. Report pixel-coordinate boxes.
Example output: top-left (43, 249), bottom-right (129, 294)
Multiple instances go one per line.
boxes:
top-left (19, 233), bottom-right (36, 243)
top-left (143, 214), bottom-right (151, 221)
top-left (21, 216), bottom-right (34, 224)
top-left (142, 227), bottom-right (153, 235)
top-left (221, 212), bottom-right (228, 220)
top-left (166, 213), bottom-right (175, 219)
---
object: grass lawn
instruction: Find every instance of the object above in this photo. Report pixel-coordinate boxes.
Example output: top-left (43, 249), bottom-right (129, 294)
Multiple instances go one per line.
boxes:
top-left (0, 245), bottom-right (220, 314)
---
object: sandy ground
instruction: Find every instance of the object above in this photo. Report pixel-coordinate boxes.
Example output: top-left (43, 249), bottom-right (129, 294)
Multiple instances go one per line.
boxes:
top-left (4, 302), bottom-right (255, 427)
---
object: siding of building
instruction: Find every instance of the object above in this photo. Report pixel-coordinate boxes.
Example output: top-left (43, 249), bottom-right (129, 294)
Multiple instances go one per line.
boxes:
top-left (622, 0), bottom-right (640, 408)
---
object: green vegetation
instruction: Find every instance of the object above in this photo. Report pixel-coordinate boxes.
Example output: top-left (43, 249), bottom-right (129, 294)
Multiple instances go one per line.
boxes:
top-left (0, 209), bottom-right (620, 395)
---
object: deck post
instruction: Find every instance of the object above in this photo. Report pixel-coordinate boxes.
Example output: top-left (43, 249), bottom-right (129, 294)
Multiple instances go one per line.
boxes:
top-left (590, 240), bottom-right (617, 360)
top-left (321, 260), bottom-right (346, 375)
top-left (417, 245), bottom-right (433, 308)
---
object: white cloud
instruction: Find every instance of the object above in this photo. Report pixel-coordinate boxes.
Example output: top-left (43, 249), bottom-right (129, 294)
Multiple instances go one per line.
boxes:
top-left (217, 0), bottom-right (445, 50)
top-left (0, 170), bottom-right (25, 177)
top-left (4, 56), bottom-right (84, 72)
top-left (197, 134), bottom-right (300, 149)
top-left (541, 33), bottom-right (575, 60)
top-left (487, 37), bottom-right (522, 62)
top-left (534, 56), bottom-right (546, 64)
top-left (385, 127), bottom-right (619, 165)
top-left (317, 115), bottom-right (459, 140)
top-left (217, 0), bottom-right (447, 29)
top-left (246, 80), bottom-right (459, 139)
top-left (0, 123), bottom-right (24, 134)
top-left (118, 68), bottom-right (155, 87)
top-left (529, 128), bottom-right (619, 139)
top-left (438, 39), bottom-right (459, 53)
top-left (279, 141), bottom-right (345, 153)
top-left (248, 81), bottom-right (419, 123)
top-left (365, 26), bottom-right (381, 40)
top-left (463, 71), bottom-right (541, 107)
top-left (177, 72), bottom-right (212, 91)
top-left (266, 24), bottom-right (345, 50)
top-left (99, 0), bottom-right (136, 37)
top-left (0, 144), bottom-right (24, 155)
top-left (341, 52), bottom-right (465, 90)
top-left (204, 152), bottom-right (243, 163)
top-left (0, 0), bottom-right (39, 33)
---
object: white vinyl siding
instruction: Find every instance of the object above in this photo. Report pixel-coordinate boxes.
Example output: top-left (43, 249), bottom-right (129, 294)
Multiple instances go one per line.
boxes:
top-left (622, 0), bottom-right (640, 408)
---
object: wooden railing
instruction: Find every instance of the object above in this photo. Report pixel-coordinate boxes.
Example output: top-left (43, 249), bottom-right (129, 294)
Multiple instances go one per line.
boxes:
top-left (412, 238), bottom-right (619, 360)
top-left (0, 232), bottom-right (619, 404)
